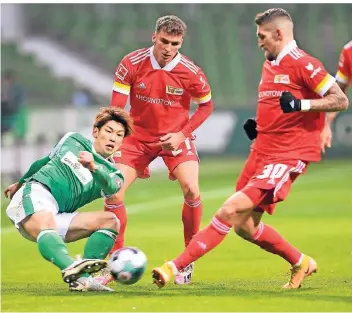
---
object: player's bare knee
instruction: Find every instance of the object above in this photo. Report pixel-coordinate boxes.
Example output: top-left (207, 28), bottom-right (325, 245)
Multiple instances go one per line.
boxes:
top-left (22, 211), bottom-right (56, 240)
top-left (218, 206), bottom-right (237, 223)
top-left (110, 213), bottom-right (120, 232)
top-left (218, 200), bottom-right (251, 225)
top-left (99, 212), bottom-right (120, 232)
top-left (182, 182), bottom-right (200, 199)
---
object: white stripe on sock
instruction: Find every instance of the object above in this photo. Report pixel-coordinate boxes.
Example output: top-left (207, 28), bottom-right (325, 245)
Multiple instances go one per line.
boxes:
top-left (252, 222), bottom-right (264, 241)
top-left (37, 229), bottom-right (57, 242)
top-left (211, 217), bottom-right (231, 234)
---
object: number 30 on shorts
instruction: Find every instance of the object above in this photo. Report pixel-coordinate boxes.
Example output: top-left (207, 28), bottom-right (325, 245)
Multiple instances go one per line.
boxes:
top-left (257, 164), bottom-right (288, 179)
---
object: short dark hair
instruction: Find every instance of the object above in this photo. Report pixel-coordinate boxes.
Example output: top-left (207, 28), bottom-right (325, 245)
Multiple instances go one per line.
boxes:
top-left (94, 107), bottom-right (134, 137)
top-left (155, 15), bottom-right (187, 36)
top-left (255, 8), bottom-right (292, 25)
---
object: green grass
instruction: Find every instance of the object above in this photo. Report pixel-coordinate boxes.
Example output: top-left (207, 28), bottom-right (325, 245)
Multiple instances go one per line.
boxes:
top-left (2, 157), bottom-right (352, 312)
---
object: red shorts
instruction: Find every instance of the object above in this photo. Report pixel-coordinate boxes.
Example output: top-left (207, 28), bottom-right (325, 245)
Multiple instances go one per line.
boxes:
top-left (236, 150), bottom-right (308, 215)
top-left (113, 134), bottom-right (199, 180)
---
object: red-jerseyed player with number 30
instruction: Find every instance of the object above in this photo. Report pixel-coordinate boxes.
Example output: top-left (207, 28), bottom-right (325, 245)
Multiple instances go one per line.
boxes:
top-left (95, 15), bottom-right (213, 286)
top-left (152, 8), bottom-right (349, 289)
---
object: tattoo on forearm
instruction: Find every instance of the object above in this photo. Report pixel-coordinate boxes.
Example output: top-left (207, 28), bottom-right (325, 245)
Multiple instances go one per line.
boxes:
top-left (310, 85), bottom-right (348, 112)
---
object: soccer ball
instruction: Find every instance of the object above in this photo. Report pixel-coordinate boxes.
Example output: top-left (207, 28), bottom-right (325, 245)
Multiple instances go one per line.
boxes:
top-left (108, 247), bottom-right (147, 285)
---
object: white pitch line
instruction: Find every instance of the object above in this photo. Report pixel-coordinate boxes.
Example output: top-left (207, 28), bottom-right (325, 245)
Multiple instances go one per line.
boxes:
top-left (1, 187), bottom-right (233, 234)
top-left (2, 167), bottom-right (350, 235)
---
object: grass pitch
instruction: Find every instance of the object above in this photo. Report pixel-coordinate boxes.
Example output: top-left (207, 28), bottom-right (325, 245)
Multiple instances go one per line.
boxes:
top-left (1, 157), bottom-right (352, 312)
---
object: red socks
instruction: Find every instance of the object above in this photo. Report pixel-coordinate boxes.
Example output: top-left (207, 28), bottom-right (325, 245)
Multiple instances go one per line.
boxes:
top-left (173, 215), bottom-right (231, 270)
top-left (251, 222), bottom-right (302, 265)
top-left (182, 196), bottom-right (203, 247)
top-left (104, 201), bottom-right (127, 254)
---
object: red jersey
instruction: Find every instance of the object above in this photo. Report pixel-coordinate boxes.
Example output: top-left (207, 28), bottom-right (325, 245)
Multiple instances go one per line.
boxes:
top-left (336, 41), bottom-right (352, 86)
top-left (111, 47), bottom-right (213, 142)
top-left (253, 40), bottom-right (336, 162)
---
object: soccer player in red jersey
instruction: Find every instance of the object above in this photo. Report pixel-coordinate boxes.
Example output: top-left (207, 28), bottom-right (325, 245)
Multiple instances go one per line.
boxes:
top-left (321, 40), bottom-right (352, 153)
top-left (97, 15), bottom-right (213, 285)
top-left (336, 41), bottom-right (352, 93)
top-left (152, 8), bottom-right (349, 289)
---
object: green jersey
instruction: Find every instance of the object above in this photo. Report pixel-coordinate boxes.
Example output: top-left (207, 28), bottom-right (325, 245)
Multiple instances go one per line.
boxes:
top-left (29, 132), bottom-right (123, 213)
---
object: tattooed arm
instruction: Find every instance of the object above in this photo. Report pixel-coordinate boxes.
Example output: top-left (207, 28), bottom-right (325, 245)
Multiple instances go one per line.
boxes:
top-left (325, 81), bottom-right (350, 125)
top-left (310, 82), bottom-right (349, 112)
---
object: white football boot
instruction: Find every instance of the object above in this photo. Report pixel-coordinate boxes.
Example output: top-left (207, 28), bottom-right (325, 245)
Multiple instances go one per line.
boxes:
top-left (174, 262), bottom-right (194, 285)
top-left (69, 276), bottom-right (114, 292)
top-left (94, 267), bottom-right (114, 286)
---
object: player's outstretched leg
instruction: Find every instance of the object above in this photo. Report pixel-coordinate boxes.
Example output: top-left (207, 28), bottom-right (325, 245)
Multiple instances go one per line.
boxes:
top-left (83, 227), bottom-right (119, 260)
top-left (36, 228), bottom-right (106, 283)
top-left (37, 229), bottom-right (75, 270)
top-left (152, 215), bottom-right (232, 288)
top-left (152, 191), bottom-right (256, 288)
top-left (82, 227), bottom-right (119, 286)
top-left (94, 204), bottom-right (127, 286)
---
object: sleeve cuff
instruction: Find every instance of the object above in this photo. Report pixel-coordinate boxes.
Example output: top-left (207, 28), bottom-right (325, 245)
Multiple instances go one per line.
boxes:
top-left (181, 126), bottom-right (192, 138)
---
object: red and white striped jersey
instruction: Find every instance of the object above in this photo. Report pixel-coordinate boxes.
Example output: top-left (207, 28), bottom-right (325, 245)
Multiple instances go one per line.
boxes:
top-left (112, 47), bottom-right (212, 142)
top-left (254, 40), bottom-right (336, 162)
top-left (336, 40), bottom-right (352, 86)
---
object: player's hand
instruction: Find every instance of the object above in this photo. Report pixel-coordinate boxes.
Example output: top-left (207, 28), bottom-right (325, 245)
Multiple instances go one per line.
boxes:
top-left (279, 91), bottom-right (301, 113)
top-left (4, 182), bottom-right (22, 199)
top-left (320, 123), bottom-right (332, 154)
top-left (158, 132), bottom-right (186, 151)
top-left (78, 151), bottom-right (96, 171)
top-left (243, 118), bottom-right (257, 140)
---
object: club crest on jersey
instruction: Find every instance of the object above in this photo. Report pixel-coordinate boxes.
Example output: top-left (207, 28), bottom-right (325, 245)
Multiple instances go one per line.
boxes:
top-left (274, 75), bottom-right (290, 84)
top-left (115, 64), bottom-right (128, 81)
top-left (166, 85), bottom-right (184, 96)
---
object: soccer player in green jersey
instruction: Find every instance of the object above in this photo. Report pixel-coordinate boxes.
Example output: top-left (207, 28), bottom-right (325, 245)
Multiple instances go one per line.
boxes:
top-left (4, 107), bottom-right (133, 292)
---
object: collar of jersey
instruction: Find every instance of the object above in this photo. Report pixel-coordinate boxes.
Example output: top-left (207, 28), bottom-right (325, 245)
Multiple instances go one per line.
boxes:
top-left (149, 46), bottom-right (181, 71)
top-left (91, 143), bottom-right (114, 163)
top-left (271, 40), bottom-right (297, 66)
